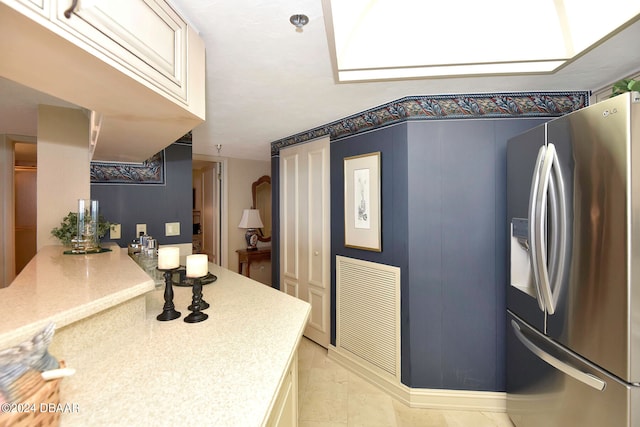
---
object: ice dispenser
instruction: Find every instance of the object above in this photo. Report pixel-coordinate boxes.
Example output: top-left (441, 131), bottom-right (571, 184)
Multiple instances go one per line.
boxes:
top-left (510, 218), bottom-right (535, 298)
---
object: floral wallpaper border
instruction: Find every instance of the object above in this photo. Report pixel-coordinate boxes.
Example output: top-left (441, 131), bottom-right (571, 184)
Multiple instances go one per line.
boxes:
top-left (270, 91), bottom-right (590, 155)
top-left (90, 132), bottom-right (192, 185)
top-left (90, 151), bottom-right (166, 185)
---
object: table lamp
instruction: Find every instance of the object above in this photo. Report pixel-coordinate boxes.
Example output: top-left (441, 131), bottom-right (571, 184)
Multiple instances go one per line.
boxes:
top-left (238, 208), bottom-right (264, 250)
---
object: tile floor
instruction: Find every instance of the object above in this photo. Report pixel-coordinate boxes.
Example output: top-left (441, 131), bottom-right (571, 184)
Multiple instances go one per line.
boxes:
top-left (297, 337), bottom-right (515, 427)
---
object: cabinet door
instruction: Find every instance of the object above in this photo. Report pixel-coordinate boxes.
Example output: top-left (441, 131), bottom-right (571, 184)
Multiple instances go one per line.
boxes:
top-left (55, 0), bottom-right (188, 103)
top-left (267, 353), bottom-right (298, 427)
top-left (10, 0), bottom-right (49, 17)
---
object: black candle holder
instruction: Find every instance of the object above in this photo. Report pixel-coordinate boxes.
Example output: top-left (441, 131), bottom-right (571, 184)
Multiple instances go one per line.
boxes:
top-left (189, 296), bottom-right (210, 311)
top-left (156, 267), bottom-right (181, 321)
top-left (184, 276), bottom-right (208, 323)
top-left (174, 269), bottom-right (217, 287)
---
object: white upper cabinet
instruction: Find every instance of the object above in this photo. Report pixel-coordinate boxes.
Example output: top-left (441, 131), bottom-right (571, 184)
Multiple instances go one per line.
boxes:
top-left (13, 0), bottom-right (47, 16)
top-left (0, 0), bottom-right (205, 162)
top-left (55, 0), bottom-right (189, 105)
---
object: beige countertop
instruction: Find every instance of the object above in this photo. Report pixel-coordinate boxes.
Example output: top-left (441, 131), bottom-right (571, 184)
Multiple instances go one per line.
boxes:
top-left (1, 245), bottom-right (310, 425)
top-left (55, 263), bottom-right (310, 426)
top-left (0, 244), bottom-right (155, 350)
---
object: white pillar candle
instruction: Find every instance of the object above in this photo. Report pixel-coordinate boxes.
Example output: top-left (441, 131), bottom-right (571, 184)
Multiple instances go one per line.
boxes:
top-left (186, 254), bottom-right (208, 278)
top-left (157, 247), bottom-right (180, 269)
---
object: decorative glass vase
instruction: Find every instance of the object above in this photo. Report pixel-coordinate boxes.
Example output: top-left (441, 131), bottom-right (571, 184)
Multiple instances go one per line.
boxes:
top-left (72, 199), bottom-right (100, 253)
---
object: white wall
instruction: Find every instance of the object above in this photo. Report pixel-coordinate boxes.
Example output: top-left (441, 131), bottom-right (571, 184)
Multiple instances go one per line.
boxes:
top-left (37, 105), bottom-right (90, 249)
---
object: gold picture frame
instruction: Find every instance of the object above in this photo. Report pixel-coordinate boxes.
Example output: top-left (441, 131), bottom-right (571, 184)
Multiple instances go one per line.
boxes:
top-left (344, 151), bottom-right (381, 252)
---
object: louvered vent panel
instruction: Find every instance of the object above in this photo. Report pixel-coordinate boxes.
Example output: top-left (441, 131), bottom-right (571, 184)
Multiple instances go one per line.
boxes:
top-left (336, 256), bottom-right (400, 378)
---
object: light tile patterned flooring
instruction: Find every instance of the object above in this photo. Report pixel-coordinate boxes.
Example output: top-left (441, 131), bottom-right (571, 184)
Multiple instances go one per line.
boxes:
top-left (297, 337), bottom-right (515, 427)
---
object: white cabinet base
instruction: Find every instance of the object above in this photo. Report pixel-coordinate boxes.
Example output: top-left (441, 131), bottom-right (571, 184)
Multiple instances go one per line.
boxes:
top-left (267, 352), bottom-right (299, 427)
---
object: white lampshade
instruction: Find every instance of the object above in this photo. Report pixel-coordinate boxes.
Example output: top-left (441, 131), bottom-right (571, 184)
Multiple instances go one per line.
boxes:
top-left (238, 209), bottom-right (264, 229)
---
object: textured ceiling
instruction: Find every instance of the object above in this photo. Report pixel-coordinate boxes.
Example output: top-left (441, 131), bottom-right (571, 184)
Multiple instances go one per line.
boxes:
top-left (172, 0), bottom-right (640, 161)
top-left (2, 1), bottom-right (640, 161)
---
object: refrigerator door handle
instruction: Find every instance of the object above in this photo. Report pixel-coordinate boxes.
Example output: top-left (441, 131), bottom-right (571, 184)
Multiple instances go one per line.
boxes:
top-left (548, 172), bottom-right (560, 298)
top-left (547, 143), bottom-right (568, 313)
top-left (530, 144), bottom-right (556, 314)
top-left (511, 320), bottom-right (606, 391)
top-left (536, 143), bottom-right (567, 315)
top-left (528, 145), bottom-right (547, 311)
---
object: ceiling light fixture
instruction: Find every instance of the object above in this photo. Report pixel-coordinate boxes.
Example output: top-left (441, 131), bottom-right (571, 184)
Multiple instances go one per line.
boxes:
top-left (326, 0), bottom-right (640, 82)
top-left (289, 14), bottom-right (309, 32)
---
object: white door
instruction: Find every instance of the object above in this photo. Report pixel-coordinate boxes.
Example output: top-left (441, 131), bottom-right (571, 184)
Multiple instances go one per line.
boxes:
top-left (280, 137), bottom-right (330, 347)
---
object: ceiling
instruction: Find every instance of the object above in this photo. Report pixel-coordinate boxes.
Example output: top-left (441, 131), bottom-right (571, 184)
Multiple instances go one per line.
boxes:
top-left (2, 1), bottom-right (640, 161)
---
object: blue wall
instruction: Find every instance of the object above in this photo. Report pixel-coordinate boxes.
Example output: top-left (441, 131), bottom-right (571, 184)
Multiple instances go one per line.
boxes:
top-left (404, 118), bottom-right (547, 390)
top-left (329, 125), bottom-right (411, 382)
top-left (91, 142), bottom-right (192, 246)
top-left (270, 92), bottom-right (589, 392)
top-left (272, 117), bottom-right (549, 391)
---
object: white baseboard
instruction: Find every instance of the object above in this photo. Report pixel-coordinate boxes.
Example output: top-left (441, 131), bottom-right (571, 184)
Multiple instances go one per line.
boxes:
top-left (327, 345), bottom-right (507, 412)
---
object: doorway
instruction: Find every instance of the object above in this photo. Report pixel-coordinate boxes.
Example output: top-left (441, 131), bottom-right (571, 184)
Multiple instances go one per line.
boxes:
top-left (14, 142), bottom-right (37, 275)
top-left (1, 137), bottom-right (37, 287)
top-left (192, 159), bottom-right (225, 266)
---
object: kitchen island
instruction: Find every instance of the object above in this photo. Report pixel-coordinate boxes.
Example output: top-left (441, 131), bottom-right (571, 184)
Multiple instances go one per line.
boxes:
top-left (0, 245), bottom-right (310, 426)
top-left (0, 244), bottom-right (155, 350)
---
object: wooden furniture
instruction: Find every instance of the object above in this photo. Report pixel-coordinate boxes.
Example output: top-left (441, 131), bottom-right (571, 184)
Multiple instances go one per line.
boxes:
top-left (192, 210), bottom-right (202, 253)
top-left (236, 247), bottom-right (271, 277)
top-left (252, 175), bottom-right (272, 242)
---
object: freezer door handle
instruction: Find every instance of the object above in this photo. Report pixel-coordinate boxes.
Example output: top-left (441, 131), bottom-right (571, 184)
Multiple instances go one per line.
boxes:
top-left (511, 320), bottom-right (606, 391)
top-left (528, 145), bottom-right (547, 311)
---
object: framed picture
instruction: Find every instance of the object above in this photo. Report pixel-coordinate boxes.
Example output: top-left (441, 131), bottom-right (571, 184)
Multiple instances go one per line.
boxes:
top-left (344, 151), bottom-right (381, 251)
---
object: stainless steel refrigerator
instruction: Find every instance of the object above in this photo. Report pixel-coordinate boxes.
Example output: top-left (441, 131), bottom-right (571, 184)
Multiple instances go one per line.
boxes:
top-left (506, 91), bottom-right (640, 426)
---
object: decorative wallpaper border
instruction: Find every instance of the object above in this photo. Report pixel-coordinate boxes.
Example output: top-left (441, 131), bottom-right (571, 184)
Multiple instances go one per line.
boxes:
top-left (271, 91), bottom-right (590, 155)
top-left (90, 151), bottom-right (166, 185)
top-left (90, 132), bottom-right (192, 185)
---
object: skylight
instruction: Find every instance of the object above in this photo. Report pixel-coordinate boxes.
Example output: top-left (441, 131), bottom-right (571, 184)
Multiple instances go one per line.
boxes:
top-left (324, 0), bottom-right (640, 82)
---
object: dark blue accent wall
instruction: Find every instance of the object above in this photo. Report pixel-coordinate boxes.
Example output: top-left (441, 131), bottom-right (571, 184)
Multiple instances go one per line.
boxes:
top-left (91, 143), bottom-right (192, 246)
top-left (405, 119), bottom-right (547, 390)
top-left (334, 118), bottom-right (551, 390)
top-left (271, 117), bottom-right (548, 392)
top-left (329, 125), bottom-right (411, 382)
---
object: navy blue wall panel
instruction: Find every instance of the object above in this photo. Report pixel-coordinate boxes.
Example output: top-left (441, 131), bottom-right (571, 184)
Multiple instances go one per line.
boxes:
top-left (405, 121), bottom-right (445, 388)
top-left (91, 143), bottom-right (192, 246)
top-left (273, 118), bottom-right (546, 391)
top-left (408, 120), bottom-right (500, 390)
top-left (329, 124), bottom-right (410, 382)
top-left (405, 119), bottom-right (547, 390)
